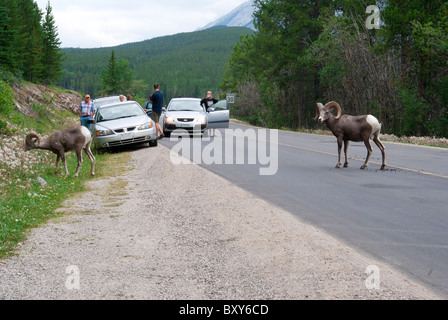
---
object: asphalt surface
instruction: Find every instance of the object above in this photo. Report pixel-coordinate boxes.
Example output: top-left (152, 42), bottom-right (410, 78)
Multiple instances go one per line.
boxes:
top-left (159, 122), bottom-right (448, 297)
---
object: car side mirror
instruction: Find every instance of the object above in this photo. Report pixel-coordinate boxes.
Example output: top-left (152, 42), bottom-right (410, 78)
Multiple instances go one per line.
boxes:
top-left (87, 119), bottom-right (95, 124)
top-left (208, 108), bottom-right (215, 113)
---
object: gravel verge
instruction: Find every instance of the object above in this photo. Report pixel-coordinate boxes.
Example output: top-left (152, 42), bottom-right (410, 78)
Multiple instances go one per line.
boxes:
top-left (0, 144), bottom-right (442, 300)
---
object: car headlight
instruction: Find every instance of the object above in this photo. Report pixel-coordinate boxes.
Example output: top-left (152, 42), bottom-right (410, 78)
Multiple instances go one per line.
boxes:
top-left (196, 116), bottom-right (207, 123)
top-left (165, 116), bottom-right (175, 123)
top-left (138, 122), bottom-right (153, 130)
top-left (96, 129), bottom-right (114, 136)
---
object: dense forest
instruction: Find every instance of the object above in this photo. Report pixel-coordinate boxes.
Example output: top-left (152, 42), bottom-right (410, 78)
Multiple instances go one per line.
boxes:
top-left (59, 27), bottom-right (253, 103)
top-left (0, 0), bottom-right (63, 133)
top-left (2, 0), bottom-right (447, 139)
top-left (221, 0), bottom-right (448, 138)
top-left (0, 0), bottom-right (62, 83)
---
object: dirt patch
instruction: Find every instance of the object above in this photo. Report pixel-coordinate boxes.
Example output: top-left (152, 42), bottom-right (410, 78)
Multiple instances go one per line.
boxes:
top-left (0, 144), bottom-right (442, 300)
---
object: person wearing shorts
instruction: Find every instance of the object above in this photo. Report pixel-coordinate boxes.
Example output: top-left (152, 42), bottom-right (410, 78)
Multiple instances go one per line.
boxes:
top-left (149, 83), bottom-right (164, 139)
top-left (151, 111), bottom-right (161, 124)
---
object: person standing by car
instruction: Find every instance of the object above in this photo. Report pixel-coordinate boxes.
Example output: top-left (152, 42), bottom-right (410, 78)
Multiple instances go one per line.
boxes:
top-left (143, 100), bottom-right (152, 112)
top-left (78, 94), bottom-right (96, 131)
top-left (201, 91), bottom-right (218, 137)
top-left (149, 83), bottom-right (164, 139)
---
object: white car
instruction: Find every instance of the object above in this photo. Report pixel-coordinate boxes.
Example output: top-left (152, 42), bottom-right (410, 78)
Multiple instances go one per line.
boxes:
top-left (89, 101), bottom-right (158, 150)
top-left (162, 98), bottom-right (230, 136)
top-left (92, 95), bottom-right (122, 108)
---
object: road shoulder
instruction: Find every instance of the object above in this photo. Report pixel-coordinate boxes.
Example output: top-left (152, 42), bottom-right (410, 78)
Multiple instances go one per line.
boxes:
top-left (0, 144), bottom-right (442, 299)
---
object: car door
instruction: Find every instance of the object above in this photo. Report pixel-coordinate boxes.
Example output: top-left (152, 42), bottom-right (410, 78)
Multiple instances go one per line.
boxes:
top-left (159, 107), bottom-right (166, 129)
top-left (207, 100), bottom-right (230, 129)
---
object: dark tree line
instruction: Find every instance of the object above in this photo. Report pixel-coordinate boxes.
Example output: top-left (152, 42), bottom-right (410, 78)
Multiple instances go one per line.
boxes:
top-left (0, 0), bottom-right (63, 84)
top-left (221, 0), bottom-right (448, 138)
top-left (59, 27), bottom-right (253, 103)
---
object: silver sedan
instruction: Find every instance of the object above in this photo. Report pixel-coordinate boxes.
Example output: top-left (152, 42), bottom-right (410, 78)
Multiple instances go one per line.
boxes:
top-left (90, 101), bottom-right (158, 150)
top-left (162, 98), bottom-right (230, 136)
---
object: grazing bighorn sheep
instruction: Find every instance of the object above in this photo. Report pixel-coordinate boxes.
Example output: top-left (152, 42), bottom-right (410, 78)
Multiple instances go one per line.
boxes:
top-left (314, 101), bottom-right (386, 170)
top-left (25, 126), bottom-right (95, 177)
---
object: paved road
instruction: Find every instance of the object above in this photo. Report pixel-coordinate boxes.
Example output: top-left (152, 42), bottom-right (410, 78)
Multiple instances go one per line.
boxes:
top-left (160, 122), bottom-right (448, 297)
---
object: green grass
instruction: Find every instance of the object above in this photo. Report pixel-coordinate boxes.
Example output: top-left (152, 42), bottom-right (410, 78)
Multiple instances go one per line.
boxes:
top-left (0, 96), bottom-right (131, 259)
top-left (0, 151), bottom-right (114, 259)
top-left (0, 125), bottom-right (133, 260)
top-left (0, 82), bottom-right (139, 260)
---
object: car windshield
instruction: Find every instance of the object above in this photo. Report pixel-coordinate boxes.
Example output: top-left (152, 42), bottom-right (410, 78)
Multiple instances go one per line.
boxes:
top-left (96, 103), bottom-right (145, 122)
top-left (168, 100), bottom-right (203, 112)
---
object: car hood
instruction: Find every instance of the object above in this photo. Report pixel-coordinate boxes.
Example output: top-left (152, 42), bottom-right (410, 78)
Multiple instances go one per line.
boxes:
top-left (166, 110), bottom-right (206, 118)
top-left (95, 115), bottom-right (151, 130)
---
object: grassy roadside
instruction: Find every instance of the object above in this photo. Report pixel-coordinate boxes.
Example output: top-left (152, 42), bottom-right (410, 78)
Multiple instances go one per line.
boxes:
top-left (0, 89), bottom-right (133, 259)
top-left (0, 143), bottom-right (132, 260)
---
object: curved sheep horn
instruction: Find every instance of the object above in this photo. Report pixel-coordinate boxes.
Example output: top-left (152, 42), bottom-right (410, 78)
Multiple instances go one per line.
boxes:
top-left (325, 101), bottom-right (342, 120)
top-left (25, 133), bottom-right (40, 149)
top-left (26, 133), bottom-right (40, 142)
top-left (313, 103), bottom-right (324, 121)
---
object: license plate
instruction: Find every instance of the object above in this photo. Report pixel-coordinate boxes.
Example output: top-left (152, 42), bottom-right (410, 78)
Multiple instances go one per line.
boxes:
top-left (121, 132), bottom-right (134, 140)
top-left (178, 123), bottom-right (191, 128)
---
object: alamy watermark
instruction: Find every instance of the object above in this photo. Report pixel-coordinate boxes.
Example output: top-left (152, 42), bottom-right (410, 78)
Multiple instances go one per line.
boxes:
top-left (169, 128), bottom-right (279, 176)
top-left (65, 265), bottom-right (80, 290)
top-left (366, 5), bottom-right (381, 30)
top-left (365, 265), bottom-right (381, 290)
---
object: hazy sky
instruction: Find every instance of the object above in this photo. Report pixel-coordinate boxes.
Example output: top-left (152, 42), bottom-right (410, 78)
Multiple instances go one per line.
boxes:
top-left (34, 0), bottom-right (249, 48)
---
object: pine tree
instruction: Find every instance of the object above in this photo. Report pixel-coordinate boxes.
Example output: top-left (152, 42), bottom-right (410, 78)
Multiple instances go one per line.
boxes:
top-left (100, 50), bottom-right (119, 94)
top-left (1, 0), bottom-right (21, 76)
top-left (16, 0), bottom-right (44, 81)
top-left (100, 50), bottom-right (134, 95)
top-left (41, 1), bottom-right (63, 83)
top-left (0, 0), bottom-right (16, 75)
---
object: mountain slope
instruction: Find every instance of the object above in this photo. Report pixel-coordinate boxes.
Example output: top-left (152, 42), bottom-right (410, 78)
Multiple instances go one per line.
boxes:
top-left (58, 27), bottom-right (253, 102)
top-left (199, 1), bottom-right (256, 31)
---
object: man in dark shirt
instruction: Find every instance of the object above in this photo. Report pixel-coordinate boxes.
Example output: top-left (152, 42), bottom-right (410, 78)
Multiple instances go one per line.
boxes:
top-left (149, 83), bottom-right (164, 139)
top-left (200, 91), bottom-right (218, 112)
top-left (201, 91), bottom-right (218, 137)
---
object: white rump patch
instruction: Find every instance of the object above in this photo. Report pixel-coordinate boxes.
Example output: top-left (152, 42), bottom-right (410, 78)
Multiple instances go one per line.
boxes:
top-left (80, 126), bottom-right (92, 147)
top-left (367, 115), bottom-right (381, 139)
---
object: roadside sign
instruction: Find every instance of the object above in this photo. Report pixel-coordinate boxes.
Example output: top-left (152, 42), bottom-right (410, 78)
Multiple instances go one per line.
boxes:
top-left (226, 93), bottom-right (235, 104)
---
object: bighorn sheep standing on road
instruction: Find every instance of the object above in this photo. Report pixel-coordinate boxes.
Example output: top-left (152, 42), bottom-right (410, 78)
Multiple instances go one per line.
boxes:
top-left (25, 126), bottom-right (95, 178)
top-left (314, 101), bottom-right (386, 170)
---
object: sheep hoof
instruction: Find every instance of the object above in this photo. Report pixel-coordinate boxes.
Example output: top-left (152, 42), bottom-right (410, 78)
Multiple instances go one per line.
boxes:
top-left (360, 165), bottom-right (367, 170)
top-left (343, 163), bottom-right (349, 168)
top-left (335, 163), bottom-right (342, 169)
